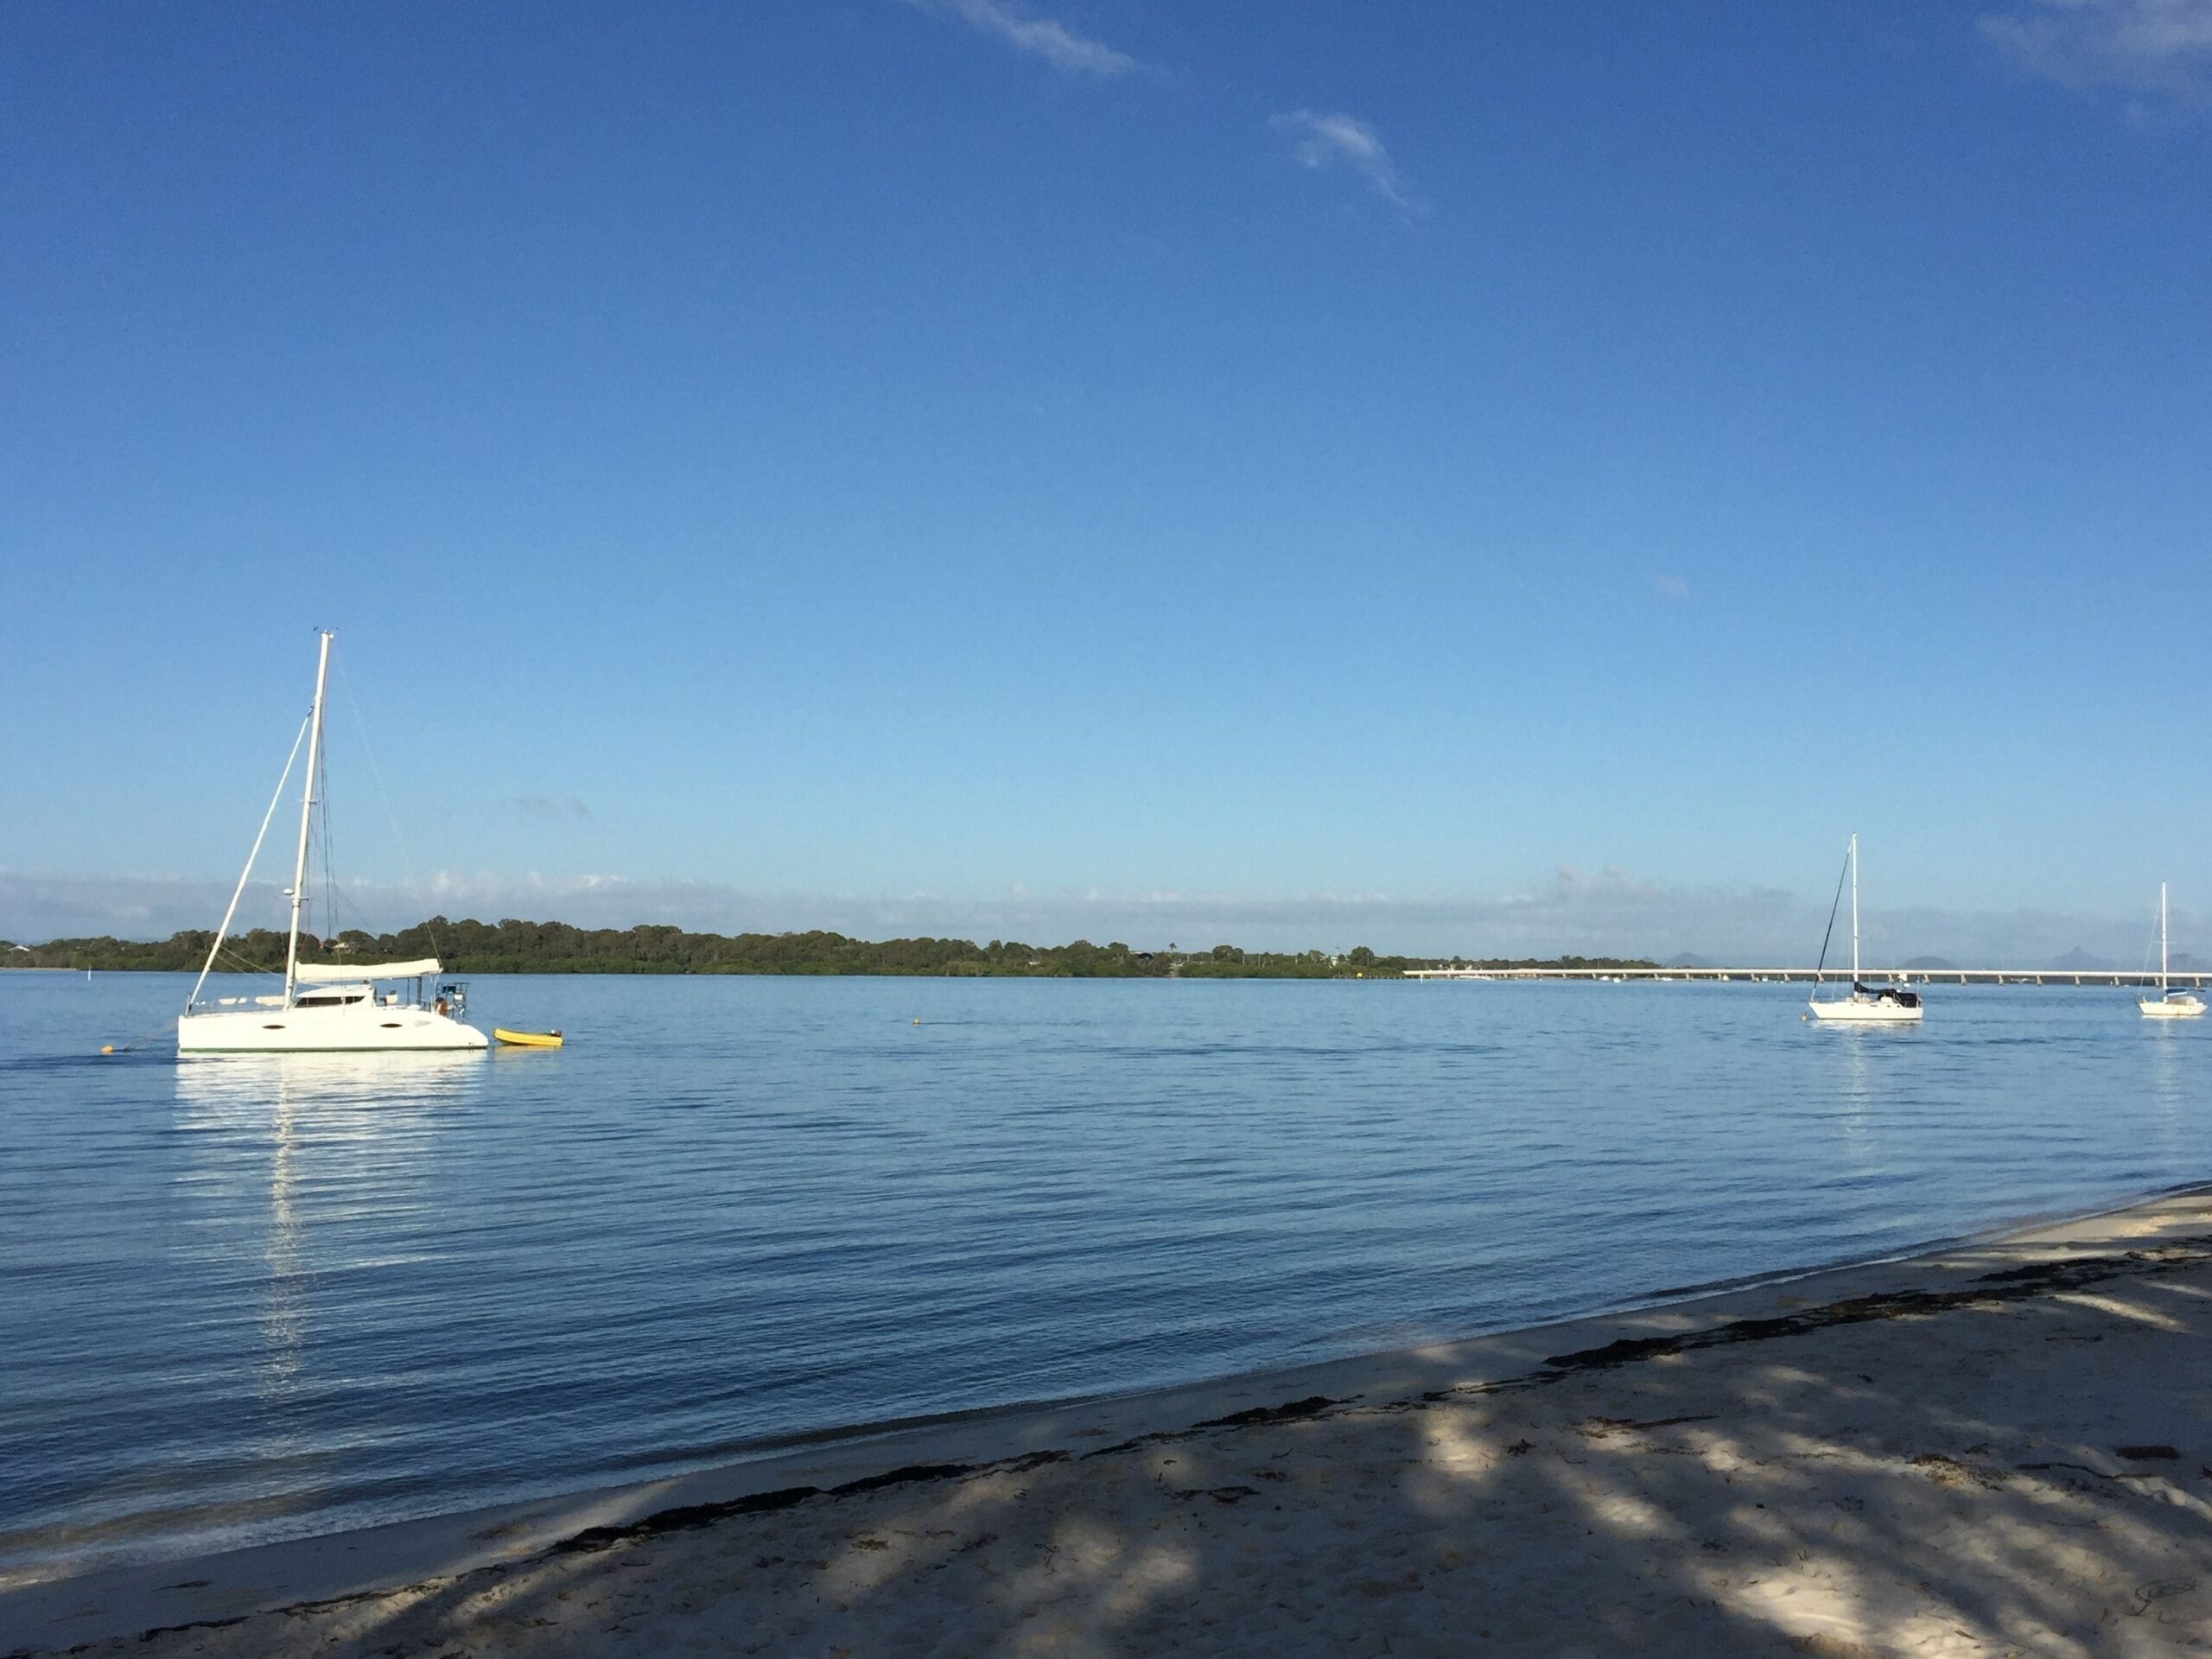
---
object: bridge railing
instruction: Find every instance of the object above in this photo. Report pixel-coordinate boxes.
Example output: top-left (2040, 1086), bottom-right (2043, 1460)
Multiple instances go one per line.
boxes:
top-left (1400, 966), bottom-right (2206, 987)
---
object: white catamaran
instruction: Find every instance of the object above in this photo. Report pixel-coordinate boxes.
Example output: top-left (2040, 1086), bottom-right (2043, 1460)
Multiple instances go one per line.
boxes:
top-left (1807, 834), bottom-right (1923, 1025)
top-left (176, 632), bottom-right (488, 1054)
top-left (2139, 883), bottom-right (2206, 1020)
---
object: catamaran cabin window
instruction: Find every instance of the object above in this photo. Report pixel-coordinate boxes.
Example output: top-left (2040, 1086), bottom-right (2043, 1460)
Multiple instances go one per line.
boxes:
top-left (295, 993), bottom-right (365, 1007)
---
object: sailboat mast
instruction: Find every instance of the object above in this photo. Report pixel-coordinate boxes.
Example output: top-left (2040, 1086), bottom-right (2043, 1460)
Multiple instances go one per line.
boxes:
top-left (1849, 833), bottom-right (1860, 983)
top-left (283, 631), bottom-right (334, 1003)
top-left (2161, 882), bottom-right (2170, 993)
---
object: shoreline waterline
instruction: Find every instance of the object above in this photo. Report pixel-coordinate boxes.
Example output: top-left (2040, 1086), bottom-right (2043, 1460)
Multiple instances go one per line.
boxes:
top-left (7, 1171), bottom-right (2202, 1595)
top-left (9, 1179), bottom-right (2210, 1654)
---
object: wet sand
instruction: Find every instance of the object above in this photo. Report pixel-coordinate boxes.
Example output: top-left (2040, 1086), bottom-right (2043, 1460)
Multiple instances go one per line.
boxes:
top-left (10, 1190), bottom-right (2212, 1657)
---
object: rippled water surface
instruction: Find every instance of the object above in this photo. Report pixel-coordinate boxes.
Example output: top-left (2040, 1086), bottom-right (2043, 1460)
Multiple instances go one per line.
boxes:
top-left (3, 971), bottom-right (2207, 1583)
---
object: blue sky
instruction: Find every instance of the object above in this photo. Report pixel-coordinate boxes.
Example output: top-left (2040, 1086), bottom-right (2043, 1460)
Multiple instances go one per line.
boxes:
top-left (4, 0), bottom-right (2210, 959)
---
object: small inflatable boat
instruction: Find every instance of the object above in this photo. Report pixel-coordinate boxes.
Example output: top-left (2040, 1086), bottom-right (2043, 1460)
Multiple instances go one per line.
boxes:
top-left (493, 1028), bottom-right (564, 1048)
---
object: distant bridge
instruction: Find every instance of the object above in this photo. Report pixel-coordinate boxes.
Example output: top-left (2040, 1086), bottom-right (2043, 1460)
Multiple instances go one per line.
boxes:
top-left (1402, 966), bottom-right (2212, 987)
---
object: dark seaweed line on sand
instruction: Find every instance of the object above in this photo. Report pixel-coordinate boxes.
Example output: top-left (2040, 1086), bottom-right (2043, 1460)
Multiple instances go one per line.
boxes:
top-left (1536, 1236), bottom-right (2212, 1372)
top-left (17, 1236), bottom-right (2212, 1657)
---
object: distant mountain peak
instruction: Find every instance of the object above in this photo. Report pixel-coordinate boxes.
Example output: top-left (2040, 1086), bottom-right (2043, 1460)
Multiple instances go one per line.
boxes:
top-left (2048, 947), bottom-right (2114, 971)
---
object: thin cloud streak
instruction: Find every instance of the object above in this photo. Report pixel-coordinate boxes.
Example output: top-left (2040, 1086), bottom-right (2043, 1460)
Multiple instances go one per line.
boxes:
top-left (1270, 108), bottom-right (1418, 208)
top-left (910, 0), bottom-right (1139, 77)
top-left (1980, 0), bottom-right (2212, 96)
top-left (515, 794), bottom-right (590, 819)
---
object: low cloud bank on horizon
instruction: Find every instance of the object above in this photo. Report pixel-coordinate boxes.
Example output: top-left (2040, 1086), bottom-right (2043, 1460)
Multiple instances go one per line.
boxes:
top-left (0, 868), bottom-right (2186, 969)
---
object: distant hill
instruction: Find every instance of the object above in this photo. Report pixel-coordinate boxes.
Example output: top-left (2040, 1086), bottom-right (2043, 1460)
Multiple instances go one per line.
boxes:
top-left (1901, 956), bottom-right (1959, 971)
top-left (2048, 947), bottom-right (2117, 971)
top-left (1666, 953), bottom-right (1714, 969)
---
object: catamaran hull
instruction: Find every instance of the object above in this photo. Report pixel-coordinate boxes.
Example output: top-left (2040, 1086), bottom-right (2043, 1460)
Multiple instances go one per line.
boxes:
top-left (1807, 999), bottom-right (1923, 1025)
top-left (176, 1007), bottom-right (489, 1053)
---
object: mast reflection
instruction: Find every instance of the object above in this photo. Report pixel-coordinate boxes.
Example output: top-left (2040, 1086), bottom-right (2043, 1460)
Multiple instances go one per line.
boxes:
top-left (174, 1055), bottom-right (484, 1412)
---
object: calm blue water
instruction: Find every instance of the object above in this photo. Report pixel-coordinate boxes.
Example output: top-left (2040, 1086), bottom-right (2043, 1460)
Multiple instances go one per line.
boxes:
top-left (2, 971), bottom-right (2206, 1585)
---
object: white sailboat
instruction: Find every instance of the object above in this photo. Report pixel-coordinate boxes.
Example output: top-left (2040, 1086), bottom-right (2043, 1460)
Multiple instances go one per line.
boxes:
top-left (176, 632), bottom-right (488, 1054)
top-left (2139, 884), bottom-right (2205, 1020)
top-left (1807, 834), bottom-right (1923, 1025)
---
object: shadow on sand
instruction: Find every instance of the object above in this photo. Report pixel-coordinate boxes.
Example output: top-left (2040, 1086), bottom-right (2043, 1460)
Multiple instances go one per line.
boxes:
top-left (22, 1211), bottom-right (2212, 1658)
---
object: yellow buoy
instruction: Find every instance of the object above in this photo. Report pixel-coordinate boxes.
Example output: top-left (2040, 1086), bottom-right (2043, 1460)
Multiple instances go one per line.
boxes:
top-left (100, 1045), bottom-right (115, 1055)
top-left (493, 1028), bottom-right (564, 1048)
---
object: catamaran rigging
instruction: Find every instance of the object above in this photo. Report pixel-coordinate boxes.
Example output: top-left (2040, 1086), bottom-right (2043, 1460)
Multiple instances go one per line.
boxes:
top-left (176, 631), bottom-right (488, 1053)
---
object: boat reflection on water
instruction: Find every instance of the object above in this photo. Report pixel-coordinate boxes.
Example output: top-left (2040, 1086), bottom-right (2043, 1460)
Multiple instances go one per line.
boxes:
top-left (173, 1052), bottom-right (486, 1419)
top-left (173, 1050), bottom-right (486, 1120)
top-left (1831, 1020), bottom-right (1878, 1175)
top-left (2145, 1017), bottom-right (2188, 1164)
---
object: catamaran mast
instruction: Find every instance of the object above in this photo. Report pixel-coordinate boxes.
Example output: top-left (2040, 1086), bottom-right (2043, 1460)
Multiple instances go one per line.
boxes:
top-left (1840, 831), bottom-right (1858, 986)
top-left (283, 631), bottom-right (334, 1003)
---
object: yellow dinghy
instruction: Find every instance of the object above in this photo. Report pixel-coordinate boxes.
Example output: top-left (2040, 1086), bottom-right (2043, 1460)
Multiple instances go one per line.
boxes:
top-left (493, 1028), bottom-right (564, 1048)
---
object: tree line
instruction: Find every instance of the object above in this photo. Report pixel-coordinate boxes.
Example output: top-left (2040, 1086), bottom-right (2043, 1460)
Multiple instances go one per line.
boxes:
top-left (2, 920), bottom-right (1657, 979)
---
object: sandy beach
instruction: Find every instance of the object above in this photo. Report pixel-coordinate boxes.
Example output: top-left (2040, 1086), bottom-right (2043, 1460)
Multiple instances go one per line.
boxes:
top-left (10, 1189), bottom-right (2212, 1657)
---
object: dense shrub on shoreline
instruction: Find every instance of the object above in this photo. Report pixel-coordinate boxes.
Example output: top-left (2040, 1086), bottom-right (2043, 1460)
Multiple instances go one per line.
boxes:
top-left (3, 922), bottom-right (1656, 979)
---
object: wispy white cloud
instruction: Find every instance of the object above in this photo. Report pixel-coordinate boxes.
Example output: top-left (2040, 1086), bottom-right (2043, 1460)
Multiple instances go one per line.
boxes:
top-left (515, 794), bottom-right (589, 819)
top-left (1980, 0), bottom-right (2212, 97)
top-left (910, 0), bottom-right (1139, 77)
top-left (1270, 108), bottom-right (1418, 209)
top-left (1650, 575), bottom-right (1691, 601)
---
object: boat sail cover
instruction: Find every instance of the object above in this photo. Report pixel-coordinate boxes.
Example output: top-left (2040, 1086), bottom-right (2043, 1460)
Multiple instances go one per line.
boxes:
top-left (295, 957), bottom-right (442, 983)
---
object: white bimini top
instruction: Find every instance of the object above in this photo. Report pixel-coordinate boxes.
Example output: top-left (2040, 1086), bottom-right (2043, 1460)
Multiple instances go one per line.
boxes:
top-left (294, 957), bottom-right (442, 983)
